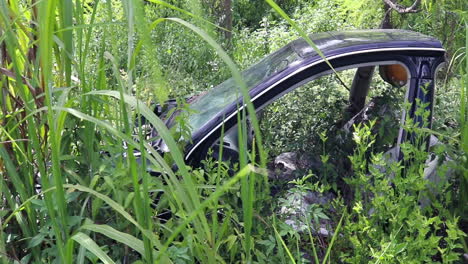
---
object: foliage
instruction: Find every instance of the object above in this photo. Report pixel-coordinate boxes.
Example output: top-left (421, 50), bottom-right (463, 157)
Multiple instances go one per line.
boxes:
top-left (341, 121), bottom-right (466, 263)
top-left (0, 0), bottom-right (466, 263)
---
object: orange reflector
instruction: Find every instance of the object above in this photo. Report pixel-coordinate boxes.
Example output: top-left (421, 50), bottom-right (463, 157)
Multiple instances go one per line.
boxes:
top-left (379, 64), bottom-right (408, 87)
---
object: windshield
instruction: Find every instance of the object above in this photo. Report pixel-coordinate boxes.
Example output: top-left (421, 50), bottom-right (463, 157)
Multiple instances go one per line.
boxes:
top-left (187, 45), bottom-right (300, 133)
top-left (185, 29), bottom-right (438, 135)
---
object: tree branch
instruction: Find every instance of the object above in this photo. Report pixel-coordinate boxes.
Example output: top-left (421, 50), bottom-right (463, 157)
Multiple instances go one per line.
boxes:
top-left (382, 0), bottom-right (421, 14)
top-left (0, 67), bottom-right (43, 108)
top-left (0, 67), bottom-right (36, 96)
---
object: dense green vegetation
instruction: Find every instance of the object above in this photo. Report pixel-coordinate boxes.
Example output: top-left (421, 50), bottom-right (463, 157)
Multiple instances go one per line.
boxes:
top-left (0, 0), bottom-right (467, 263)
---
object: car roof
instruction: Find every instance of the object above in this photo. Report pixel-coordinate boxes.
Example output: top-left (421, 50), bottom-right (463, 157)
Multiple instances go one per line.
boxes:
top-left (290, 29), bottom-right (444, 59)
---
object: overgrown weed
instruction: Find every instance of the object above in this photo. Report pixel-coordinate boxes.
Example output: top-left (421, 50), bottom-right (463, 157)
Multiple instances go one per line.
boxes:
top-left (0, 0), bottom-right (466, 263)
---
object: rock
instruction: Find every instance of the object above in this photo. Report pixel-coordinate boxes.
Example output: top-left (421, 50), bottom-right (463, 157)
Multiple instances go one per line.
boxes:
top-left (318, 227), bottom-right (331, 237)
top-left (274, 152), bottom-right (298, 179)
top-left (304, 191), bottom-right (336, 206)
top-left (278, 189), bottom-right (336, 236)
top-left (271, 152), bottom-right (322, 180)
top-left (279, 191), bottom-right (308, 217)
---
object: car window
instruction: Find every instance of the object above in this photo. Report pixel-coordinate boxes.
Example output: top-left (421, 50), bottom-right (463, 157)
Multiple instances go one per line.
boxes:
top-left (260, 69), bottom-right (351, 156)
top-left (260, 64), bottom-right (408, 163)
top-left (187, 45), bottom-right (301, 134)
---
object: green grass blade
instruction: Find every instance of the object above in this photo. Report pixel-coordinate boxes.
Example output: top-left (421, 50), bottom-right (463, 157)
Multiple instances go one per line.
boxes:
top-left (64, 184), bottom-right (161, 249)
top-left (0, 147), bottom-right (28, 203)
top-left (2, 186), bottom-right (55, 229)
top-left (374, 224), bottom-right (404, 264)
top-left (321, 211), bottom-right (346, 264)
top-left (2, 182), bottom-right (161, 249)
top-left (305, 214), bottom-right (320, 264)
top-left (156, 164), bottom-right (257, 261)
top-left (461, 20), bottom-right (467, 155)
top-left (0, 218), bottom-right (6, 264)
top-left (81, 224), bottom-right (146, 256)
top-left (67, 186), bottom-right (144, 235)
top-left (50, 105), bottom-right (181, 211)
top-left (121, 1), bottom-right (154, 261)
top-left (272, 217), bottom-right (296, 264)
top-left (82, 222), bottom-right (173, 263)
top-left (71, 232), bottom-right (116, 264)
top-left (164, 17), bottom-right (266, 164)
top-left (147, 18), bottom-right (268, 260)
top-left (132, 9), bottom-right (156, 263)
top-left (84, 90), bottom-right (198, 186)
top-left (145, 0), bottom-right (228, 31)
top-left (37, 0), bottom-right (69, 260)
top-left (83, 90), bottom-right (201, 206)
top-left (59, 0), bottom-right (73, 86)
top-left (459, 20), bottom-right (468, 251)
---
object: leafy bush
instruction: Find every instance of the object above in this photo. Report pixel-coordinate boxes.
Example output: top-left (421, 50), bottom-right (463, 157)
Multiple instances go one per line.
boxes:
top-left (341, 121), bottom-right (466, 263)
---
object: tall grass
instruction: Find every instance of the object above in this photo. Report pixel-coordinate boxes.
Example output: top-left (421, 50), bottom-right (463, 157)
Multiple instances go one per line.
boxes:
top-left (0, 0), bottom-right (466, 263)
top-left (0, 0), bottom-right (268, 262)
top-left (458, 19), bottom-right (468, 252)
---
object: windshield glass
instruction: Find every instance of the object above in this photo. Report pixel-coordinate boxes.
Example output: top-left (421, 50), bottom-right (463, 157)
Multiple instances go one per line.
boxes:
top-left (185, 29), bottom-right (437, 135)
top-left (187, 45), bottom-right (300, 133)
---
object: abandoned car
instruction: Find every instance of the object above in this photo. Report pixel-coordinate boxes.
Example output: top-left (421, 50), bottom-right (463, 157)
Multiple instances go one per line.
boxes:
top-left (149, 29), bottom-right (445, 169)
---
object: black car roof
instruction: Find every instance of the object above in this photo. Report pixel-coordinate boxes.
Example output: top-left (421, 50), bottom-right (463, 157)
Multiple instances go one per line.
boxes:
top-left (291, 29), bottom-right (444, 58)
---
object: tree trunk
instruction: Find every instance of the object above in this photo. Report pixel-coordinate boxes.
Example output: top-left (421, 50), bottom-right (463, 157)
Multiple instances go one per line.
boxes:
top-left (220, 0), bottom-right (232, 44)
top-left (346, 0), bottom-right (408, 117)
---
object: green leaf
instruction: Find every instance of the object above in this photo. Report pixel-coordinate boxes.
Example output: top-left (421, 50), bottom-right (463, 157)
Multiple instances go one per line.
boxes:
top-left (63, 184), bottom-right (162, 248)
top-left (156, 164), bottom-right (256, 260)
top-left (322, 211), bottom-right (345, 264)
top-left (394, 243), bottom-right (407, 254)
top-left (71, 232), bottom-right (115, 264)
top-left (81, 224), bottom-right (147, 256)
top-left (27, 233), bottom-right (46, 249)
top-left (272, 217), bottom-right (296, 264)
